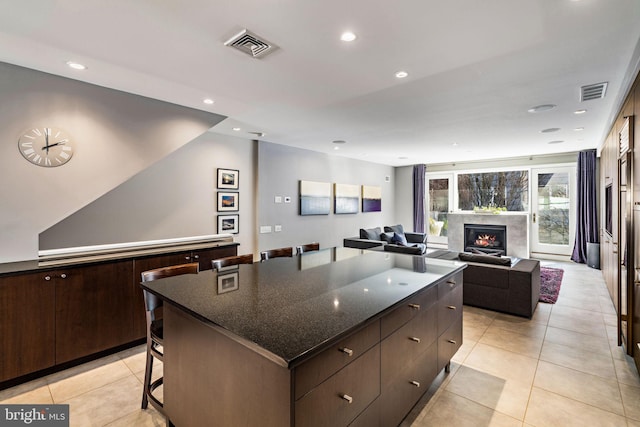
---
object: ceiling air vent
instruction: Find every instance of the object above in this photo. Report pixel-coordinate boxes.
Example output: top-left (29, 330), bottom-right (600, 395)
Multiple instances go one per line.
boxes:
top-left (224, 29), bottom-right (277, 58)
top-left (580, 82), bottom-right (608, 102)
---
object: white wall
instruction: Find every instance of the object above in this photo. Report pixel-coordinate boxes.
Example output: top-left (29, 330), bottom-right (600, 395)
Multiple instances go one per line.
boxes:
top-left (40, 133), bottom-right (257, 255)
top-left (0, 62), bottom-right (224, 262)
top-left (257, 142), bottom-right (396, 252)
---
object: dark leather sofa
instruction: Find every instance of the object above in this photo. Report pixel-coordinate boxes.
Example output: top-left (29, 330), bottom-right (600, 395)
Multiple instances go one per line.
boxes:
top-left (427, 250), bottom-right (540, 318)
top-left (343, 225), bottom-right (427, 255)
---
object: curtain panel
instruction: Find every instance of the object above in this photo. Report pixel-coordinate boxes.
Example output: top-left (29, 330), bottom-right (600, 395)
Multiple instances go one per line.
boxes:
top-left (413, 164), bottom-right (426, 233)
top-left (571, 149), bottom-right (598, 263)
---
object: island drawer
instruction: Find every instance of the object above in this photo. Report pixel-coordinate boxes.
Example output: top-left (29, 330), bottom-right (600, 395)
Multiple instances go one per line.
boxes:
top-left (438, 278), bottom-right (463, 335)
top-left (381, 285), bottom-right (437, 339)
top-left (438, 316), bottom-right (462, 372)
top-left (381, 304), bottom-right (437, 386)
top-left (380, 341), bottom-right (438, 427)
top-left (294, 321), bottom-right (380, 400)
top-left (295, 344), bottom-right (381, 427)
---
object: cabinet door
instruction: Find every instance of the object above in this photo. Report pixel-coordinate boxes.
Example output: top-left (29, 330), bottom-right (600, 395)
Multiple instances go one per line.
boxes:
top-left (55, 260), bottom-right (135, 364)
top-left (0, 271), bottom-right (56, 382)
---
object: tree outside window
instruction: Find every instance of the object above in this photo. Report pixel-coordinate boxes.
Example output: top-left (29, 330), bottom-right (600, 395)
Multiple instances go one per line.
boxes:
top-left (457, 171), bottom-right (529, 211)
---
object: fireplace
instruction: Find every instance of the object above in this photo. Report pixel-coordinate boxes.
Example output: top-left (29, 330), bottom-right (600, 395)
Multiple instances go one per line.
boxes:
top-left (464, 224), bottom-right (507, 255)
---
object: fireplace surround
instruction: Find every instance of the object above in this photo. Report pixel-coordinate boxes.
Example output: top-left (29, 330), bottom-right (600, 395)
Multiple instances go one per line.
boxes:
top-left (446, 213), bottom-right (529, 258)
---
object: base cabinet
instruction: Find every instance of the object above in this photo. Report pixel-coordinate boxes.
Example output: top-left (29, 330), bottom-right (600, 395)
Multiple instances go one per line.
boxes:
top-left (0, 271), bottom-right (55, 382)
top-left (0, 242), bottom-right (238, 386)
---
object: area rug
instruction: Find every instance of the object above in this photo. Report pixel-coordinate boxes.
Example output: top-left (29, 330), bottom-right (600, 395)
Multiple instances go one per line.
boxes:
top-left (539, 266), bottom-right (564, 303)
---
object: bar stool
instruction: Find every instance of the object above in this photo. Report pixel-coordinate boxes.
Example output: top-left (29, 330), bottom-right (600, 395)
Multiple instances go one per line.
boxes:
top-left (140, 263), bottom-right (199, 415)
top-left (260, 247), bottom-right (293, 261)
top-left (295, 242), bottom-right (320, 255)
top-left (211, 254), bottom-right (254, 271)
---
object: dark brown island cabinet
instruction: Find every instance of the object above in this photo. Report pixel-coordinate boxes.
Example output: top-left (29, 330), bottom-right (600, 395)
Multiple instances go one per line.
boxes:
top-left (142, 248), bottom-right (465, 427)
top-left (0, 236), bottom-right (237, 386)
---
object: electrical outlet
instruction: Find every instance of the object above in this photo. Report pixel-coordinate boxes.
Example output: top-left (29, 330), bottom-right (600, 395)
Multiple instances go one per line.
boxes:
top-left (284, 196), bottom-right (292, 203)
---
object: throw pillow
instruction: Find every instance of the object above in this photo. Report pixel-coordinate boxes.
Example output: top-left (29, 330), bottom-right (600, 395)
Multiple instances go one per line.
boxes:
top-left (391, 232), bottom-right (408, 246)
top-left (359, 227), bottom-right (381, 240)
top-left (458, 252), bottom-right (512, 266)
top-left (384, 224), bottom-right (405, 235)
top-left (380, 232), bottom-right (395, 243)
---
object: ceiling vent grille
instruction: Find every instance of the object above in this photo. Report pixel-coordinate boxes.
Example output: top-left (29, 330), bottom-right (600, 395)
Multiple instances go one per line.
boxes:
top-left (224, 29), bottom-right (277, 58)
top-left (580, 82), bottom-right (608, 102)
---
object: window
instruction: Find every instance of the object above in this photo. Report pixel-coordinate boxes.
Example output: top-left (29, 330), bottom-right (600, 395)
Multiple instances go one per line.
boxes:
top-left (457, 171), bottom-right (529, 211)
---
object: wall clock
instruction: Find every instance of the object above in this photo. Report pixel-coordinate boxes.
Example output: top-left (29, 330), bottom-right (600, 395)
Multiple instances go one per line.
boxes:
top-left (18, 126), bottom-right (74, 167)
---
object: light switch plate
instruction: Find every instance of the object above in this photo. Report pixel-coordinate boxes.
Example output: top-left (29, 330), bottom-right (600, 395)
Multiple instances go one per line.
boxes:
top-left (274, 196), bottom-right (282, 203)
top-left (260, 225), bottom-right (272, 234)
top-left (274, 225), bottom-right (282, 232)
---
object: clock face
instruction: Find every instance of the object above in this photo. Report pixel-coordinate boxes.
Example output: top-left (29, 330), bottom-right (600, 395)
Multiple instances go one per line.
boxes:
top-left (18, 127), bottom-right (74, 167)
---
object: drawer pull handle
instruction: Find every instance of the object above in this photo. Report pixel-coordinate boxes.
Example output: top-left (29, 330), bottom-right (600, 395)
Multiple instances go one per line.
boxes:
top-left (447, 305), bottom-right (456, 310)
top-left (447, 280), bottom-right (456, 286)
top-left (409, 337), bottom-right (421, 343)
top-left (408, 303), bottom-right (420, 310)
top-left (340, 347), bottom-right (354, 356)
top-left (340, 394), bottom-right (353, 404)
top-left (448, 339), bottom-right (457, 345)
top-left (193, 255), bottom-right (199, 259)
top-left (60, 273), bottom-right (67, 279)
top-left (185, 256), bottom-right (191, 260)
top-left (410, 380), bottom-right (420, 387)
top-left (44, 275), bottom-right (51, 281)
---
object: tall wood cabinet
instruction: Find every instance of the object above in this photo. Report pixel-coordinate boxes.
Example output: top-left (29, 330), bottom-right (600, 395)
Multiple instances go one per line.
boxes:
top-left (600, 73), bottom-right (639, 373)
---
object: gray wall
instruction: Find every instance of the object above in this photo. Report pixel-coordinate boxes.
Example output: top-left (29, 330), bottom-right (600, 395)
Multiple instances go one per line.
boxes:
top-left (257, 142), bottom-right (396, 252)
top-left (40, 133), bottom-right (257, 254)
top-left (0, 62), bottom-right (224, 262)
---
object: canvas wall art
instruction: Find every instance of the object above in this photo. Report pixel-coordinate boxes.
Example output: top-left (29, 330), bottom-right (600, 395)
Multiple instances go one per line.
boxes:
top-left (362, 185), bottom-right (382, 212)
top-left (334, 183), bottom-right (360, 214)
top-left (299, 180), bottom-right (331, 215)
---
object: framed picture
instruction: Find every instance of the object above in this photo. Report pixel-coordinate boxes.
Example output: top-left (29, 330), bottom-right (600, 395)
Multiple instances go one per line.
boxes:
top-left (334, 183), bottom-right (360, 214)
top-left (218, 214), bottom-right (239, 234)
top-left (362, 185), bottom-right (382, 212)
top-left (299, 180), bottom-right (331, 215)
top-left (218, 192), bottom-right (239, 211)
top-left (217, 168), bottom-right (239, 190)
top-left (217, 271), bottom-right (239, 294)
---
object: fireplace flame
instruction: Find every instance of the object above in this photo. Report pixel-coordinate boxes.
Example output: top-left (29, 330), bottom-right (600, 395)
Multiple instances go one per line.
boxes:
top-left (475, 234), bottom-right (496, 247)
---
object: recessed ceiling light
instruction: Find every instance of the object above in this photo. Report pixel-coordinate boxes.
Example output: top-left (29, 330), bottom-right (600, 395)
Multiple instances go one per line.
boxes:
top-left (66, 61), bottom-right (87, 70)
top-left (395, 71), bottom-right (408, 79)
top-left (249, 131), bottom-right (265, 137)
top-left (203, 98), bottom-right (214, 105)
top-left (574, 127), bottom-right (584, 131)
top-left (541, 128), bottom-right (561, 133)
top-left (527, 104), bottom-right (556, 113)
top-left (574, 109), bottom-right (587, 115)
top-left (332, 140), bottom-right (347, 144)
top-left (548, 140), bottom-right (564, 144)
top-left (232, 127), bottom-right (241, 131)
top-left (340, 32), bottom-right (356, 42)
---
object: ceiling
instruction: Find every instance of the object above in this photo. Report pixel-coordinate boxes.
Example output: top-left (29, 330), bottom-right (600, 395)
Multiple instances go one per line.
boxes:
top-left (1, 0), bottom-right (639, 166)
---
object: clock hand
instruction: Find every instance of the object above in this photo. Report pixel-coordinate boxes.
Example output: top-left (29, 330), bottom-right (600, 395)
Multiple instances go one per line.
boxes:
top-left (44, 129), bottom-right (50, 154)
top-left (41, 141), bottom-right (66, 150)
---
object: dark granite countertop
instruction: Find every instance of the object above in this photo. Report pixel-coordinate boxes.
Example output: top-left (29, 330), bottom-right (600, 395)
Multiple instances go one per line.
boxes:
top-left (141, 247), bottom-right (466, 368)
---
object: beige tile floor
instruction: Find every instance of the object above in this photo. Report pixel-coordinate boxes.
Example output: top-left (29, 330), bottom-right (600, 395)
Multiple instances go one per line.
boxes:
top-left (1, 260), bottom-right (639, 426)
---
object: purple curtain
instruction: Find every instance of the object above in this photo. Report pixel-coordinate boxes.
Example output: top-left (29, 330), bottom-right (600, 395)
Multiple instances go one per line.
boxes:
top-left (571, 149), bottom-right (598, 263)
top-left (413, 164), bottom-right (426, 233)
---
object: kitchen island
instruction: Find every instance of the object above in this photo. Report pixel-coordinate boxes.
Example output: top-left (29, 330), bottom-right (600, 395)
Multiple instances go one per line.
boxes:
top-left (141, 247), bottom-right (466, 426)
